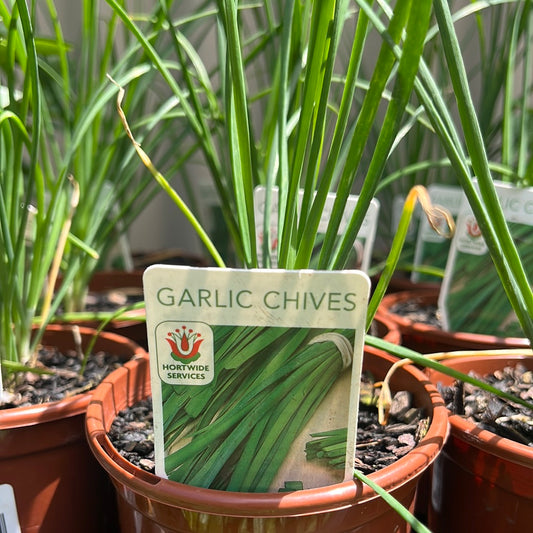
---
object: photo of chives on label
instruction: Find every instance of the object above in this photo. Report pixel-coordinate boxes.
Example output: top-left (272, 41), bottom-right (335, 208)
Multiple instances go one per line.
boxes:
top-left (143, 266), bottom-right (370, 492)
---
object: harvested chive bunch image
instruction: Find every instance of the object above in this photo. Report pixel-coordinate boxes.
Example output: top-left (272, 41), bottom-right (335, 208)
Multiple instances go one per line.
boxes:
top-left (161, 325), bottom-right (355, 492)
top-left (444, 221), bottom-right (533, 337)
top-left (305, 428), bottom-right (349, 470)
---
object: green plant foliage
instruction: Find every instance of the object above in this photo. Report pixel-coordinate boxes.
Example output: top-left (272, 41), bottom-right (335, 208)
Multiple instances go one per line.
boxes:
top-left (106, 0), bottom-right (433, 273)
top-left (0, 0), bottom-right (196, 377)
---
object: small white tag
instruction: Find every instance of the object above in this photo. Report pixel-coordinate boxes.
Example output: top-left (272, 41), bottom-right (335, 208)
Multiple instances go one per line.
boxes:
top-left (254, 186), bottom-right (379, 271)
top-left (0, 485), bottom-right (21, 533)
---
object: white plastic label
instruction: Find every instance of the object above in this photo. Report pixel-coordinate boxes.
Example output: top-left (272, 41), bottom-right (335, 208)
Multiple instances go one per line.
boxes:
top-left (254, 186), bottom-right (379, 271)
top-left (0, 485), bottom-right (21, 533)
top-left (144, 266), bottom-right (370, 492)
top-left (439, 181), bottom-right (533, 336)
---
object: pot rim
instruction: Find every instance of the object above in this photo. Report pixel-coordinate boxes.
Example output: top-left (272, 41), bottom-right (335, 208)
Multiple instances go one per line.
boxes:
top-left (0, 324), bottom-right (147, 429)
top-left (371, 314), bottom-right (402, 345)
top-left (426, 353), bottom-right (533, 468)
top-left (85, 345), bottom-right (449, 518)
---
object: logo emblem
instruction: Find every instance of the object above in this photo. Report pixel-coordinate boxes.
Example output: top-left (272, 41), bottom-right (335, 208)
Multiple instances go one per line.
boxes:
top-left (155, 321), bottom-right (214, 385)
top-left (166, 326), bottom-right (204, 362)
top-left (466, 216), bottom-right (482, 238)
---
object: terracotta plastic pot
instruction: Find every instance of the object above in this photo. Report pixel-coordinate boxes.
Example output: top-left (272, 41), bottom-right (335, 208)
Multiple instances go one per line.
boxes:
top-left (426, 354), bottom-right (533, 533)
top-left (370, 315), bottom-right (402, 345)
top-left (377, 289), bottom-right (529, 353)
top-left (370, 274), bottom-right (440, 295)
top-left (0, 324), bottom-right (148, 533)
top-left (85, 346), bottom-right (448, 533)
top-left (56, 270), bottom-right (148, 349)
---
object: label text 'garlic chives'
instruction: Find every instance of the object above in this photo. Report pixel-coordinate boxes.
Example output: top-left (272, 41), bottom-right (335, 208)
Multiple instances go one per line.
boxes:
top-left (156, 287), bottom-right (358, 312)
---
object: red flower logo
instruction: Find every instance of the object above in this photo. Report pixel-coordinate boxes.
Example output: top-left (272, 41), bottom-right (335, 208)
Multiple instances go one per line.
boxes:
top-left (466, 216), bottom-right (482, 238)
top-left (166, 326), bottom-right (204, 362)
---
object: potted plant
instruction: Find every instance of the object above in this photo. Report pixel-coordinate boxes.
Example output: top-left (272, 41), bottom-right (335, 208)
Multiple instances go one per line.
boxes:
top-left (81, 0), bottom-right (457, 531)
top-left (372, 1), bottom-right (533, 527)
top-left (424, 351), bottom-right (533, 533)
top-left (0, 2), bottom-right (152, 531)
top-left (87, 0), bottom-right (532, 531)
top-left (376, 0), bottom-right (533, 352)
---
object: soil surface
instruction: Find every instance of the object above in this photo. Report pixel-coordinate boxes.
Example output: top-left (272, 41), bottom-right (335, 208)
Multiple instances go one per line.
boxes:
top-left (108, 378), bottom-right (431, 479)
top-left (391, 298), bottom-right (533, 446)
top-left (438, 363), bottom-right (533, 446)
top-left (0, 345), bottom-right (124, 408)
top-left (84, 288), bottom-right (144, 313)
top-left (390, 299), bottom-right (441, 328)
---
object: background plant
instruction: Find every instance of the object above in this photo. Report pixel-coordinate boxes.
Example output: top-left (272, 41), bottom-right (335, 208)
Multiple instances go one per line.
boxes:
top-left (102, 0), bottom-right (533, 528)
top-left (0, 0), bottom-right (197, 391)
top-left (32, 0), bottom-right (206, 313)
top-left (437, 0), bottom-right (533, 334)
top-left (374, 0), bottom-right (532, 282)
top-left (429, 0), bottom-right (533, 340)
top-left (0, 0), bottom-right (74, 393)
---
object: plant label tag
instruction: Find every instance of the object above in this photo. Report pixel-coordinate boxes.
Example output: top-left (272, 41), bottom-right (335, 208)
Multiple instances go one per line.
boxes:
top-left (439, 181), bottom-right (533, 337)
top-left (144, 266), bottom-right (370, 492)
top-left (0, 485), bottom-right (21, 533)
top-left (253, 186), bottom-right (380, 271)
top-left (411, 184), bottom-right (464, 282)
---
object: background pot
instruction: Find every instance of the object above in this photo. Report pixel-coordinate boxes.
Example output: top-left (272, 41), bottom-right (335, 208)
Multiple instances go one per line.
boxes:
top-left (86, 270), bottom-right (147, 349)
top-left (369, 315), bottom-right (402, 345)
top-left (0, 324), bottom-right (147, 533)
top-left (85, 345), bottom-right (448, 533)
top-left (56, 270), bottom-right (148, 349)
top-left (377, 288), bottom-right (529, 353)
top-left (426, 353), bottom-right (533, 533)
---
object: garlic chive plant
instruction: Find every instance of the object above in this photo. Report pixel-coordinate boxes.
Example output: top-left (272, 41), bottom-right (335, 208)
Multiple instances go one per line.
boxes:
top-left (105, 0), bottom-right (435, 274)
top-left (103, 0), bottom-right (533, 528)
top-left (375, 0), bottom-right (533, 303)
top-left (0, 0), bottom-right (73, 396)
top-left (34, 1), bottom-right (201, 313)
top-left (0, 0), bottom-right (194, 394)
top-left (420, 0), bottom-right (533, 343)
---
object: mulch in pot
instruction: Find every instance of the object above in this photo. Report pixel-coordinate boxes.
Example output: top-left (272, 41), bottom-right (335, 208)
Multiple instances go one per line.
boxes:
top-left (84, 288), bottom-right (144, 313)
top-left (438, 363), bottom-right (533, 446)
top-left (389, 299), bottom-right (441, 328)
top-left (1, 345), bottom-right (124, 409)
top-left (108, 372), bottom-right (431, 483)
